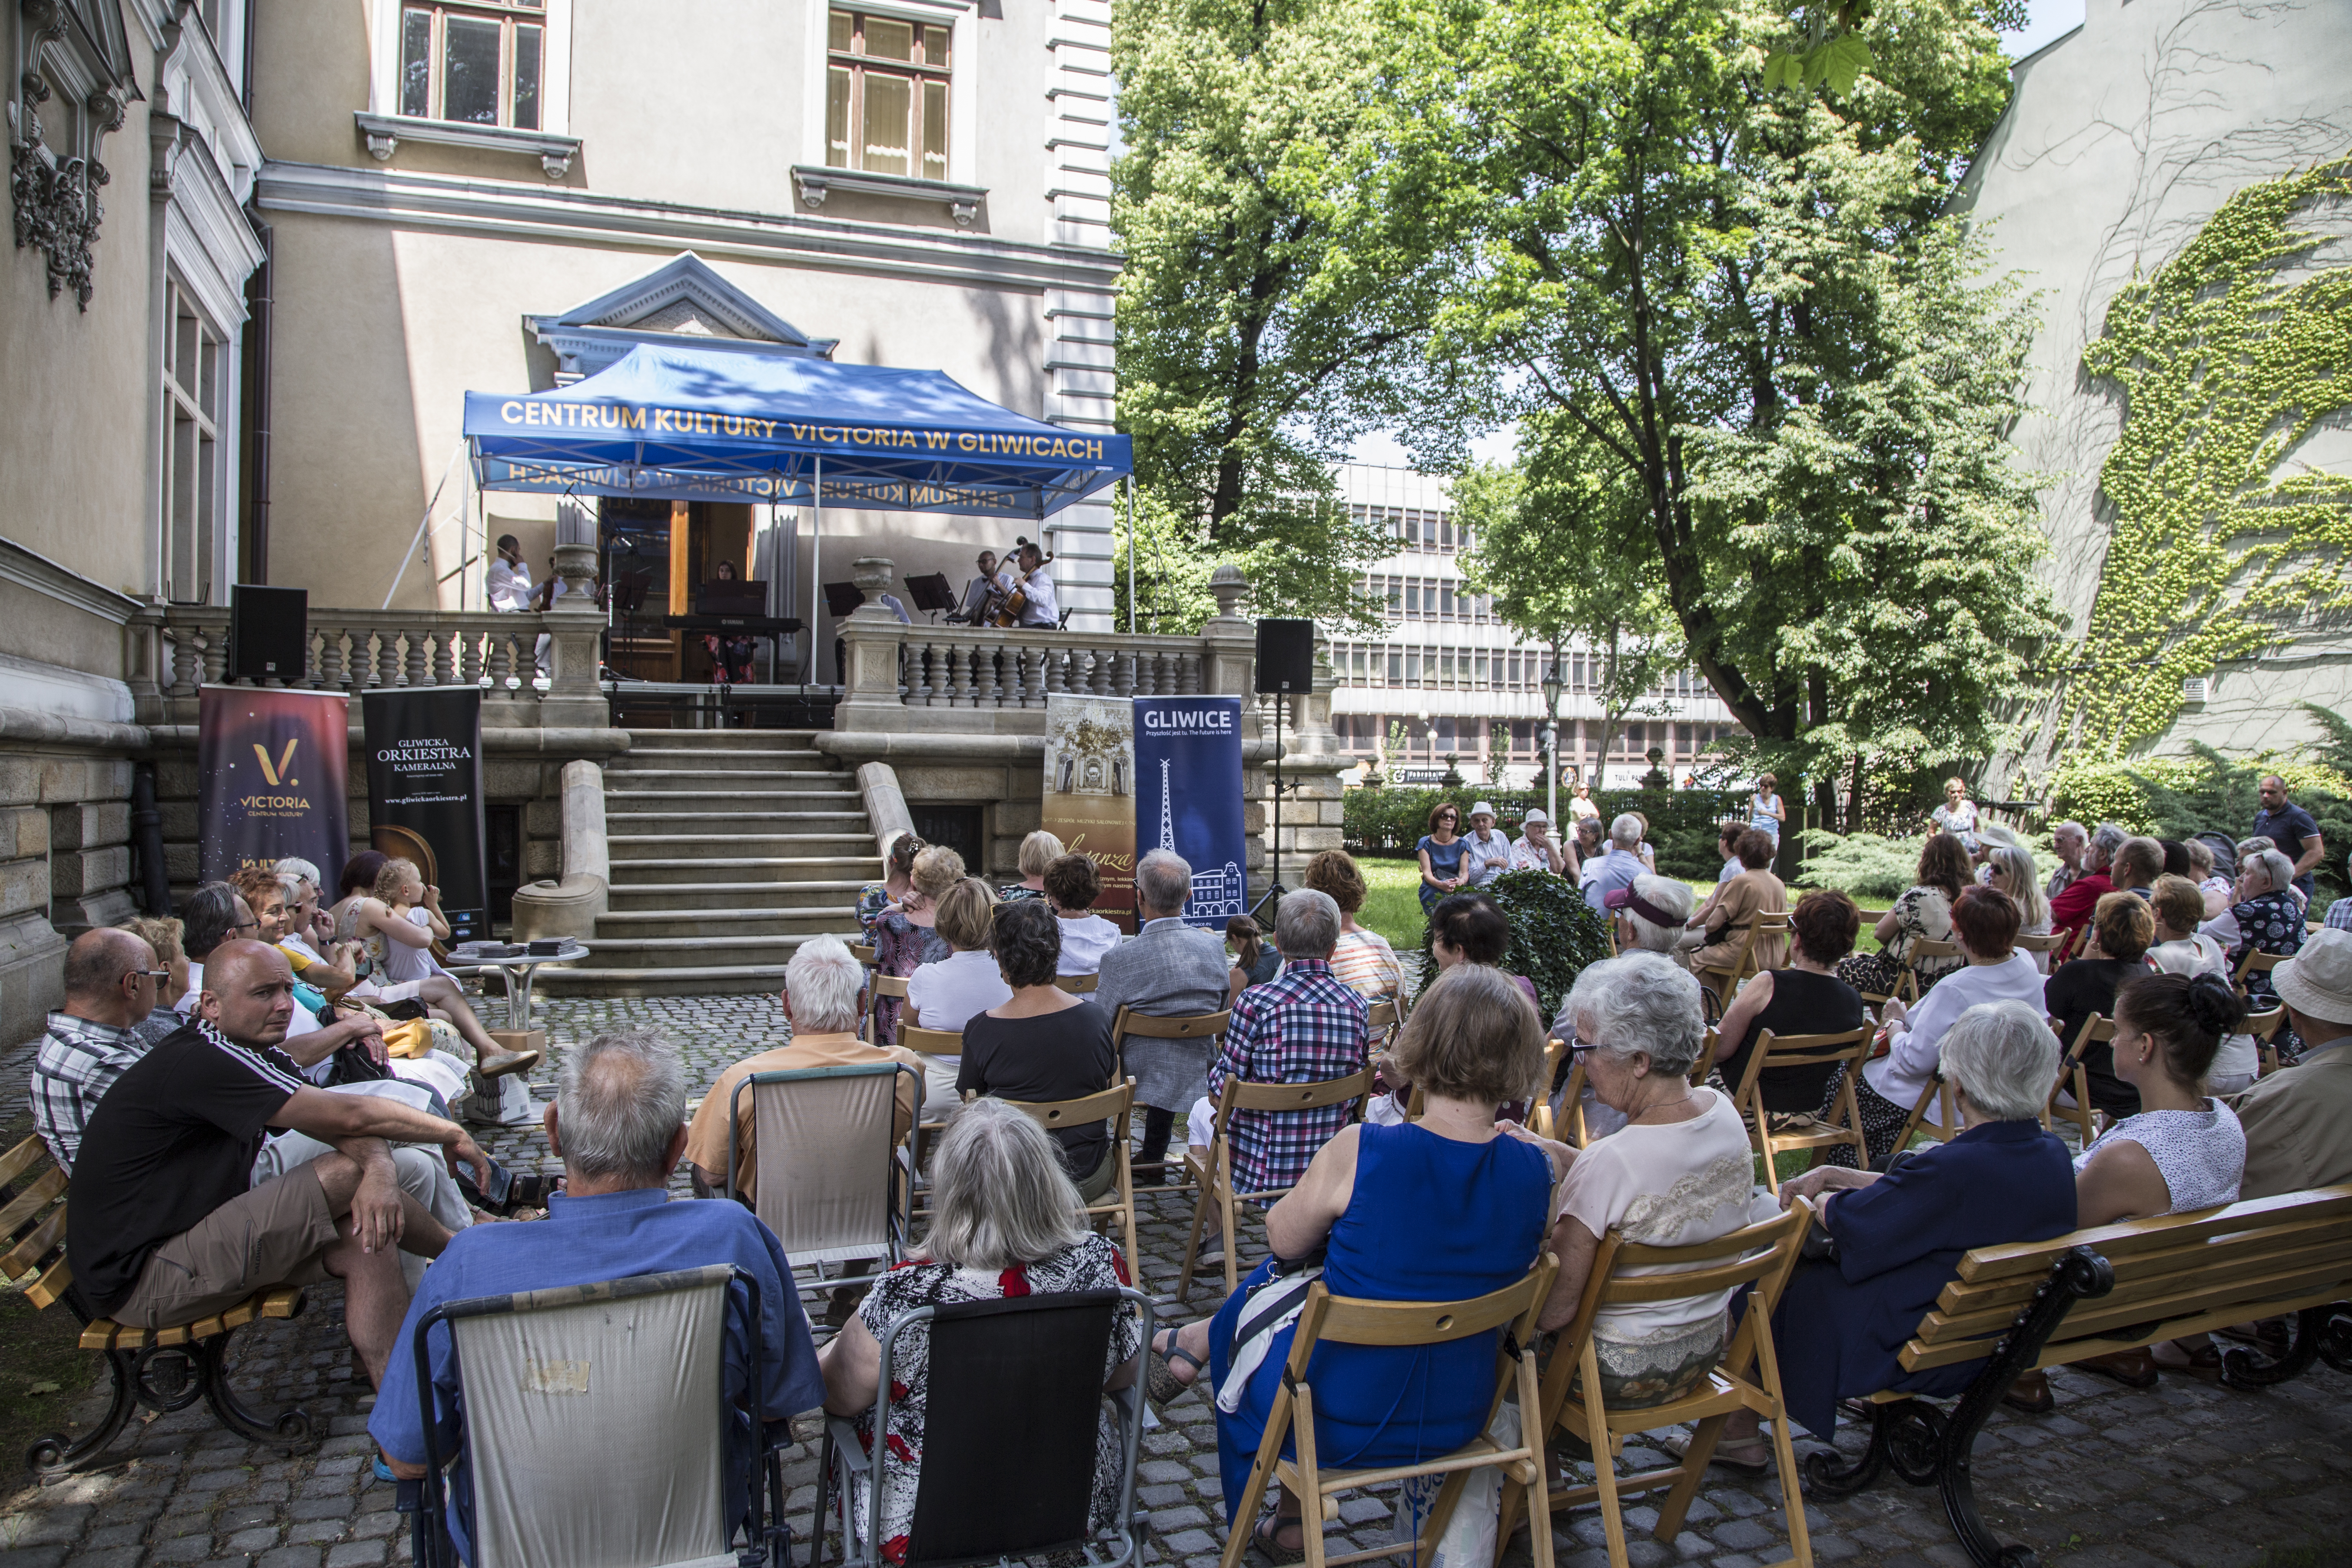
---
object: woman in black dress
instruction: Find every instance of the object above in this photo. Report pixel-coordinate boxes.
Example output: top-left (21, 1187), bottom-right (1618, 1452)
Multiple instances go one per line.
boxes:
top-left (1710, 889), bottom-right (1869, 1121)
top-left (958, 900), bottom-right (1118, 1199)
top-left (2045, 891), bottom-right (2157, 1119)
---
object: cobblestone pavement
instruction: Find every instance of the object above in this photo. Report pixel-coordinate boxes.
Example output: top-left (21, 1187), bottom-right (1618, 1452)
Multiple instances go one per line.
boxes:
top-left (2, 992), bottom-right (2347, 1568)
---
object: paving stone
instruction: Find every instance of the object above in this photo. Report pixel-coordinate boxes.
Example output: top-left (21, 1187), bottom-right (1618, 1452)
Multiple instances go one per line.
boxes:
top-left (325, 1544), bottom-right (389, 1568)
top-left (257, 1548), bottom-right (323, 1568)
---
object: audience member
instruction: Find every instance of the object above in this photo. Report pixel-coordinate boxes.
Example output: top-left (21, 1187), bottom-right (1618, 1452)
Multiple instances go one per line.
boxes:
top-left (1689, 829), bottom-right (1789, 978)
top-left (180, 880), bottom-right (257, 1000)
top-left (1044, 853), bottom-right (1121, 976)
top-left (1581, 814), bottom-right (1651, 916)
top-left (1750, 772), bottom-right (1786, 861)
top-left (32, 929), bottom-right (166, 1172)
top-left (856, 831), bottom-right (927, 1047)
top-left (2208, 847), bottom-right (2305, 1022)
top-left (376, 1031), bottom-right (821, 1566)
top-left (1512, 808), bottom-right (1571, 876)
top-left (2252, 774), bottom-right (2322, 898)
top-left (957, 901), bottom-right (1119, 1198)
top-left (1569, 782), bottom-right (1600, 821)
top-left (2149, 875), bottom-right (2252, 1093)
top-left (1627, 811), bottom-right (1661, 873)
top-left (1461, 802), bottom-right (1513, 888)
top-left (2050, 822), bottom-right (2127, 947)
top-left (1983, 844), bottom-right (2053, 963)
top-left (1426, 893), bottom-right (1541, 1015)
top-left (1303, 850), bottom-right (1403, 1003)
top-left (1715, 1002), bottom-right (2073, 1456)
top-left (818, 1099), bottom-right (1139, 1552)
top-left (2327, 848), bottom-right (2352, 931)
top-left (1929, 776), bottom-right (1981, 854)
top-left (1096, 850), bottom-right (1231, 1183)
top-left (2046, 821), bottom-right (2088, 902)
top-left (180, 882), bottom-right (396, 1083)
top-left (1971, 821), bottom-right (2023, 881)
top-left (2111, 836), bottom-right (2164, 898)
top-left (1607, 874), bottom-right (1696, 958)
top-left (1224, 914), bottom-right (1279, 1010)
top-left (2238, 930), bottom-right (2352, 1196)
top-left (2185, 837), bottom-right (2233, 918)
top-left (1416, 802), bottom-right (1470, 912)
top-left (1836, 834), bottom-right (1971, 999)
top-left (1186, 891), bottom-right (1369, 1260)
top-left (271, 859), bottom-right (369, 992)
top-left (2045, 892), bottom-right (2158, 1120)
top-left (341, 859), bottom-right (535, 1078)
top-left (68, 941), bottom-right (488, 1384)
top-left (904, 877), bottom-right (1008, 1119)
top-left (1149, 966), bottom-right (1551, 1560)
top-left (1002, 830), bottom-right (1066, 903)
top-left (1705, 821), bottom-right (1745, 890)
top-left (905, 845), bottom-right (965, 963)
top-left (2158, 838), bottom-right (2194, 879)
top-left (119, 915), bottom-right (190, 1047)
top-left (1840, 886), bottom-right (2043, 1166)
top-left (685, 936), bottom-right (924, 1200)
top-left (1710, 890), bottom-right (1868, 1122)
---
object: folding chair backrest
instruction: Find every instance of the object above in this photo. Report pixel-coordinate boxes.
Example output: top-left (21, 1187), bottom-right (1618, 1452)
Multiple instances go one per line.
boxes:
top-left (898, 1026), bottom-right (964, 1057)
top-left (1291, 1262), bottom-right (1551, 1358)
top-left (1365, 999), bottom-right (1399, 1043)
top-left (2236, 949), bottom-right (2285, 990)
top-left (1738, 1027), bottom-right (1874, 1099)
top-left (1055, 973), bottom-right (1100, 993)
top-left (894, 1289), bottom-right (1129, 1567)
top-left (740, 1065), bottom-right (908, 1266)
top-left (2013, 933), bottom-right (2063, 955)
top-left (1556, 1206), bottom-right (1809, 1373)
top-left (1110, 1007), bottom-right (1229, 1043)
top-left (448, 1266), bottom-right (739, 1568)
top-left (1226, 1068), bottom-right (1373, 1115)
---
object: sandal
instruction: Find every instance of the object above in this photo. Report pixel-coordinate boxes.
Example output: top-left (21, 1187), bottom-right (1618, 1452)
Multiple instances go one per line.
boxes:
top-left (1672, 1435), bottom-right (1768, 1475)
top-left (1147, 1329), bottom-right (1205, 1405)
top-left (1251, 1514), bottom-right (1306, 1566)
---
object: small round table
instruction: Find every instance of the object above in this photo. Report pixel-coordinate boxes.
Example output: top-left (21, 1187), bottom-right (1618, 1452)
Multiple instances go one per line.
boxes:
top-left (446, 942), bottom-right (588, 1032)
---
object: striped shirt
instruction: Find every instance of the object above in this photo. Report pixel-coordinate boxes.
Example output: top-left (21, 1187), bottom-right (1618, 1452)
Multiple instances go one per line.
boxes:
top-left (30, 1013), bottom-right (149, 1174)
top-left (1209, 958), bottom-right (1369, 1193)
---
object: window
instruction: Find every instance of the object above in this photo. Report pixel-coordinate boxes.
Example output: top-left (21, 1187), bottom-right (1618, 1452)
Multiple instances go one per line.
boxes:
top-left (162, 280), bottom-right (226, 605)
top-left (828, 10), bottom-right (950, 179)
top-left (1387, 651), bottom-right (1403, 683)
top-left (1439, 582), bottom-right (1456, 619)
top-left (399, 0), bottom-right (544, 128)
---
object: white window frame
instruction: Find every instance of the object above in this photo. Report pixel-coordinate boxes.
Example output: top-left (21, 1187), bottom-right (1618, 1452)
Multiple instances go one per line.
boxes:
top-left (157, 272), bottom-right (236, 606)
top-left (802, 0), bottom-right (977, 189)
top-left (368, 0), bottom-right (573, 136)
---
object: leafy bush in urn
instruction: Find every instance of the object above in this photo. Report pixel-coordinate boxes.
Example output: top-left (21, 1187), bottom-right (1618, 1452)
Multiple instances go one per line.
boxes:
top-left (1415, 869), bottom-right (1612, 1024)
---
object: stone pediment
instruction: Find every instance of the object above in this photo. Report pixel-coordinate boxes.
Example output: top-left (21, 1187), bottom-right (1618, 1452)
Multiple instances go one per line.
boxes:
top-left (525, 251), bottom-right (838, 379)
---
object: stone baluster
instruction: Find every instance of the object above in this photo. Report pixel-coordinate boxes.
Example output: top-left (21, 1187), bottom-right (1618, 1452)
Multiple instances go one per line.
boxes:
top-left (167, 630), bottom-right (202, 696)
top-left (940, 641), bottom-right (967, 708)
top-left (459, 625), bottom-right (485, 688)
top-left (199, 631), bottom-right (229, 688)
top-left (972, 644), bottom-right (998, 707)
top-left (1019, 645), bottom-right (1044, 708)
top-left (402, 629), bottom-right (429, 688)
top-left (1181, 651), bottom-right (1203, 694)
top-left (488, 630), bottom-right (517, 697)
top-left (315, 626), bottom-right (346, 693)
top-left (1042, 645), bottom-right (1066, 694)
top-left (1113, 648), bottom-right (1136, 698)
top-left (430, 629), bottom-right (456, 687)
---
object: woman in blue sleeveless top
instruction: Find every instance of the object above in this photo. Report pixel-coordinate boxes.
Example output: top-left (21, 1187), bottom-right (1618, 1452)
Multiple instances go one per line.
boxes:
top-left (1143, 966), bottom-right (1557, 1560)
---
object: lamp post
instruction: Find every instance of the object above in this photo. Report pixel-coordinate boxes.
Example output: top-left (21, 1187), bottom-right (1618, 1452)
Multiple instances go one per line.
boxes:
top-left (1541, 651), bottom-right (1565, 831)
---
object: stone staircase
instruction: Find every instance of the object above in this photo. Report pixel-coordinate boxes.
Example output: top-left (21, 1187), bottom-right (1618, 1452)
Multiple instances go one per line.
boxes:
top-left (540, 729), bottom-right (874, 996)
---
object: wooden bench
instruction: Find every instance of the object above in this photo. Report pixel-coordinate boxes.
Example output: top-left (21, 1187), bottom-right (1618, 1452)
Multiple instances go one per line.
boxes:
top-left (1805, 1184), bottom-right (2352, 1568)
top-left (0, 1136), bottom-right (317, 1479)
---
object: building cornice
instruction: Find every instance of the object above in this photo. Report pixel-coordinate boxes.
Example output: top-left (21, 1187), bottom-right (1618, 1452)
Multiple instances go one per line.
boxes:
top-left (352, 112), bottom-right (581, 179)
top-left (0, 538), bottom-right (144, 627)
top-left (253, 160), bottom-right (1125, 292)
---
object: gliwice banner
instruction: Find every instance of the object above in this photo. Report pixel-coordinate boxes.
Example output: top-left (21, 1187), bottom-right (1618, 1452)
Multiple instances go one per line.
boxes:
top-left (196, 688), bottom-right (350, 884)
top-left (1041, 693), bottom-right (1137, 930)
top-left (362, 689), bottom-right (490, 942)
top-left (1132, 696), bottom-right (1247, 932)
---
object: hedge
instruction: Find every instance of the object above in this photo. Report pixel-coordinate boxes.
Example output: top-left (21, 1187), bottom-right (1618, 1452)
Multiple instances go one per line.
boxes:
top-left (1343, 786), bottom-right (1751, 880)
top-left (2047, 745), bottom-right (2352, 906)
top-left (1415, 868), bottom-right (1614, 1024)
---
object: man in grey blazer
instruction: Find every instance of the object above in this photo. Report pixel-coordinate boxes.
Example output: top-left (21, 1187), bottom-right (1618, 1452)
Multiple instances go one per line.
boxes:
top-left (1095, 850), bottom-right (1232, 1183)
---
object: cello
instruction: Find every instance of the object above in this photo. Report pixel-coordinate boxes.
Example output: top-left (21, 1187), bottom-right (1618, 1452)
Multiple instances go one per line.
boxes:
top-left (980, 536), bottom-right (1054, 627)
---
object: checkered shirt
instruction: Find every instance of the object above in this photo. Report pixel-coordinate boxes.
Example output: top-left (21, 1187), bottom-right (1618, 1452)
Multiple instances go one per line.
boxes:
top-left (2328, 897), bottom-right (2352, 933)
top-left (1207, 957), bottom-right (1369, 1194)
top-left (30, 1012), bottom-right (150, 1175)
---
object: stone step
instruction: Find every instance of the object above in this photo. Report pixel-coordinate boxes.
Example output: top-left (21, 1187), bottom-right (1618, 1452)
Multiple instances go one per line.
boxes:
top-left (595, 907), bottom-right (856, 938)
top-left (598, 769), bottom-right (850, 791)
top-left (605, 788), bottom-right (863, 807)
top-left (566, 932), bottom-right (859, 969)
top-left (619, 729), bottom-right (824, 748)
top-left (606, 880), bottom-right (870, 911)
top-left (607, 811), bottom-right (868, 836)
top-left (608, 751), bottom-right (835, 773)
top-left (536, 963), bottom-right (797, 997)
top-left (610, 832), bottom-right (873, 861)
top-left (608, 856), bottom-right (877, 885)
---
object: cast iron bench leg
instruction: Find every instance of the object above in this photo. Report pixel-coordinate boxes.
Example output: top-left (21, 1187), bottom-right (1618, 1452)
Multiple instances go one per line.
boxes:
top-left (198, 1330), bottom-right (317, 1452)
top-left (26, 1349), bottom-right (140, 1481)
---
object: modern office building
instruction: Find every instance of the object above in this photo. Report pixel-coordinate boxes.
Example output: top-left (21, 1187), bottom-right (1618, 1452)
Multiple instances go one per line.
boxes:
top-left (1324, 465), bottom-right (1741, 789)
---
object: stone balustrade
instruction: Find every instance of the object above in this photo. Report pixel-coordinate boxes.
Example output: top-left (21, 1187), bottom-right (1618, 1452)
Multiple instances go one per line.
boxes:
top-left (148, 606), bottom-right (552, 701)
top-left (893, 627), bottom-right (1211, 708)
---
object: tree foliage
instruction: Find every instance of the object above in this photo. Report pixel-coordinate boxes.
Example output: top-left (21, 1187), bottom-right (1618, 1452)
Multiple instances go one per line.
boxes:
top-left (1335, 0), bottom-right (2055, 819)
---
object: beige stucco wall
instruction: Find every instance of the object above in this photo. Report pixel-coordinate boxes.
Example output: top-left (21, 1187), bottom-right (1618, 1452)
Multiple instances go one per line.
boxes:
top-left (0, 0), bottom-right (156, 606)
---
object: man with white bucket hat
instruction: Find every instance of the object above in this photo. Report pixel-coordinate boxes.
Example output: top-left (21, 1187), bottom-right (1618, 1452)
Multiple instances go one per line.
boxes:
top-left (1510, 809), bottom-right (1571, 876)
top-left (1462, 801), bottom-right (1514, 888)
top-left (2238, 927), bottom-right (2352, 1198)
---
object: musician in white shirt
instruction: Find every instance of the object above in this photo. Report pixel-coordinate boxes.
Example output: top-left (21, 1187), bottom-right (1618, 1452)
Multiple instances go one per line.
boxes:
top-left (957, 550), bottom-right (1000, 622)
top-left (485, 535), bottom-right (534, 612)
top-left (1011, 542), bottom-right (1058, 628)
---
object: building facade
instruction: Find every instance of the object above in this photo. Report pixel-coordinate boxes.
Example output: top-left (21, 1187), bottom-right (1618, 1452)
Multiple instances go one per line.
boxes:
top-left (1323, 465), bottom-right (1741, 790)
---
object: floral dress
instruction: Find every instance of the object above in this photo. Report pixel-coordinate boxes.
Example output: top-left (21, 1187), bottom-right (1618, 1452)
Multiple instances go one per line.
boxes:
top-left (847, 1236), bottom-right (1139, 1563)
top-left (857, 883), bottom-right (926, 1048)
top-left (2228, 889), bottom-right (2305, 1016)
top-left (1834, 884), bottom-right (1957, 999)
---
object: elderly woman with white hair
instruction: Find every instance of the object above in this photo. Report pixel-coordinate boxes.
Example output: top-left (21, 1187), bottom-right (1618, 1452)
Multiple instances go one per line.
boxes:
top-left (818, 1097), bottom-right (1142, 1551)
top-left (2206, 846), bottom-right (2307, 1022)
top-left (1708, 1001), bottom-right (2077, 1464)
top-left (1608, 874), bottom-right (1696, 957)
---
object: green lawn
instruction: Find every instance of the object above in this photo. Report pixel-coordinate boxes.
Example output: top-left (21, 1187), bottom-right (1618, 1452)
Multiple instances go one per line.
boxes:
top-left (1352, 854), bottom-right (1715, 952)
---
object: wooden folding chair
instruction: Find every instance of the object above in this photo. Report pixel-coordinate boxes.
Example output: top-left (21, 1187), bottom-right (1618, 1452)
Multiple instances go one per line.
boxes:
top-left (1528, 1036), bottom-right (1571, 1141)
top-left (1108, 1006), bottom-right (1230, 1186)
top-left (1727, 1028), bottom-right (1874, 1193)
top-left (897, 1025), bottom-right (964, 1195)
top-left (1365, 997), bottom-right (1399, 1049)
top-left (1216, 1256), bottom-right (1560, 1568)
top-left (1694, 912), bottom-right (1789, 1014)
top-left (1903, 937), bottom-right (1960, 1003)
top-left (1005, 1077), bottom-right (1140, 1268)
top-left (2244, 1005), bottom-right (2286, 1076)
top-left (1896, 1071), bottom-right (1960, 1154)
top-left (2013, 931), bottom-right (2063, 969)
top-left (1055, 973), bottom-right (1100, 993)
top-left (2235, 949), bottom-right (2286, 1002)
top-left (849, 943), bottom-right (877, 967)
top-left (1552, 1049), bottom-right (1593, 1149)
top-left (1496, 1206), bottom-right (1815, 1568)
top-left (861, 973), bottom-right (910, 1045)
top-left (2042, 1014), bottom-right (2111, 1146)
top-left (1178, 1068), bottom-right (1374, 1303)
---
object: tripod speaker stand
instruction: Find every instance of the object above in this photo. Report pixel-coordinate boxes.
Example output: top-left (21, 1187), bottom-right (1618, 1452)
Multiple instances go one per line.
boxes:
top-left (1249, 619), bottom-right (1316, 922)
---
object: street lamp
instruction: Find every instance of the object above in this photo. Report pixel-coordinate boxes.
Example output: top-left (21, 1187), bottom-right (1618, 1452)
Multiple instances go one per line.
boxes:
top-left (1540, 651), bottom-right (1565, 830)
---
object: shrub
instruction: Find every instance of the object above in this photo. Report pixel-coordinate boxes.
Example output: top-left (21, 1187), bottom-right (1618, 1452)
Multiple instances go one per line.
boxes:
top-left (2046, 741), bottom-right (2352, 904)
top-left (1415, 868), bottom-right (1613, 1023)
top-left (1789, 832), bottom-right (1930, 902)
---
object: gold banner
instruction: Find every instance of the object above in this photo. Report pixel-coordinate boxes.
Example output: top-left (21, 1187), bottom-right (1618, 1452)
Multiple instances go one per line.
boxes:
top-left (1042, 693), bottom-right (1137, 932)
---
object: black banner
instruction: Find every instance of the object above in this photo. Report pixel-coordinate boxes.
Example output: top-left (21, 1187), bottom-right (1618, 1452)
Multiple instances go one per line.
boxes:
top-left (197, 688), bottom-right (351, 884)
top-left (362, 689), bottom-right (489, 942)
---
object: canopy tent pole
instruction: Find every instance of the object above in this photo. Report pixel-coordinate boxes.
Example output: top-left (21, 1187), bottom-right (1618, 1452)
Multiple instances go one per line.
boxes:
top-left (1126, 477), bottom-right (1136, 637)
top-left (811, 454), bottom-right (823, 688)
top-left (383, 439), bottom-right (467, 610)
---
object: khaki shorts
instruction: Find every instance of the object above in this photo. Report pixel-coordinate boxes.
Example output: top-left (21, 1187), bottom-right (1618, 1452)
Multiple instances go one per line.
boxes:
top-left (111, 1168), bottom-right (341, 1329)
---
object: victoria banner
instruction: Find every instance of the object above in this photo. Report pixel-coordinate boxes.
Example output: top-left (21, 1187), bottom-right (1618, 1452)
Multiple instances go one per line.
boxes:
top-left (1041, 693), bottom-right (1137, 930)
top-left (196, 688), bottom-right (351, 885)
top-left (362, 689), bottom-right (490, 942)
top-left (1132, 695), bottom-right (1247, 933)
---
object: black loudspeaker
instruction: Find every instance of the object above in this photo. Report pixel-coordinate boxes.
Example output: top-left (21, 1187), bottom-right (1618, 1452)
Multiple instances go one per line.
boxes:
top-left (1254, 618), bottom-right (1316, 694)
top-left (229, 585), bottom-right (309, 681)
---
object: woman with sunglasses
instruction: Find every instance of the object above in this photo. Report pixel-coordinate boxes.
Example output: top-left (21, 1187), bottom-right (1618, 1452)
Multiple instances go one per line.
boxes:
top-left (1983, 844), bottom-right (2054, 972)
top-left (1416, 802), bottom-right (1470, 914)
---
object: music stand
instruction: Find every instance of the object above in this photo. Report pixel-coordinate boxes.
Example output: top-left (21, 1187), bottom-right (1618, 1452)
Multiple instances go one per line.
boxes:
top-left (822, 581), bottom-right (866, 619)
top-left (904, 572), bottom-right (957, 621)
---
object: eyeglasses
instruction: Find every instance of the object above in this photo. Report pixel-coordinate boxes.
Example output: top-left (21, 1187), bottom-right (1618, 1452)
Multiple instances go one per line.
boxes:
top-left (132, 969), bottom-right (169, 985)
top-left (233, 918), bottom-right (259, 932)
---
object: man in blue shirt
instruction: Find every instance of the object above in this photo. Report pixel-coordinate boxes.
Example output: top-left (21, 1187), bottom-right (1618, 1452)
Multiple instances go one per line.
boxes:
top-left (373, 1031), bottom-right (821, 1563)
top-left (2253, 775), bottom-right (2324, 899)
top-left (1577, 814), bottom-right (1648, 914)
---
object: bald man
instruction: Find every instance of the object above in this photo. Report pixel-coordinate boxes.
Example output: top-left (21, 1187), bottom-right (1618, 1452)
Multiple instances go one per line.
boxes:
top-left (32, 928), bottom-right (165, 1172)
top-left (67, 941), bottom-right (492, 1385)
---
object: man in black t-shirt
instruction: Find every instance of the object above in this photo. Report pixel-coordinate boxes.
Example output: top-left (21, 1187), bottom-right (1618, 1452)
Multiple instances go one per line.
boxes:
top-left (67, 942), bottom-right (492, 1388)
top-left (2254, 775), bottom-right (2324, 898)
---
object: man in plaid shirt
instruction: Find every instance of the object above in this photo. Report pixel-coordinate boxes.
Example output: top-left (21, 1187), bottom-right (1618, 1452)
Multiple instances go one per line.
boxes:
top-left (1199, 890), bottom-right (1369, 1203)
top-left (32, 929), bottom-right (167, 1173)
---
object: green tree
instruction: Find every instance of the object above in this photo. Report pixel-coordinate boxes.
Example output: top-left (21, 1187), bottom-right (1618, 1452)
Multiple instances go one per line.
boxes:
top-left (1344, 0), bottom-right (2054, 825)
top-left (1111, 0), bottom-right (1415, 629)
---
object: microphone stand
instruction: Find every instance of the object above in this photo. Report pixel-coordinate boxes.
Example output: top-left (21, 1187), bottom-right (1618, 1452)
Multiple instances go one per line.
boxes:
top-left (1250, 681), bottom-right (1298, 920)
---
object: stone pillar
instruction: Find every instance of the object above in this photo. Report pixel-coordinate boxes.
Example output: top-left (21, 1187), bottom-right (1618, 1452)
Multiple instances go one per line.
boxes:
top-left (836, 557), bottom-right (911, 727)
top-left (50, 798), bottom-right (136, 933)
top-left (1281, 639), bottom-right (1346, 862)
top-left (540, 542), bottom-right (606, 729)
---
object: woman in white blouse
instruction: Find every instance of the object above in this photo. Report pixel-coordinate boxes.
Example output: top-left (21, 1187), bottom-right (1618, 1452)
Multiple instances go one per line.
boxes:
top-left (905, 877), bottom-right (1010, 1119)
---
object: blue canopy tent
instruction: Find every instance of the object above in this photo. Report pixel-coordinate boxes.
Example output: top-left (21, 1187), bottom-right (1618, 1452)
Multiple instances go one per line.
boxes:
top-left (462, 344), bottom-right (1132, 665)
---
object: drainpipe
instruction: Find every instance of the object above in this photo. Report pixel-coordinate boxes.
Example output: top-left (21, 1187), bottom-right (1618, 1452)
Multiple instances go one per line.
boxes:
top-left (246, 216), bottom-right (274, 581)
top-left (131, 764), bottom-right (171, 916)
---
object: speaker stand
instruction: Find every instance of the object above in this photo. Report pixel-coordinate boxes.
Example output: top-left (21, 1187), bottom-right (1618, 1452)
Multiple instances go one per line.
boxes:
top-left (1250, 688), bottom-right (1299, 922)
